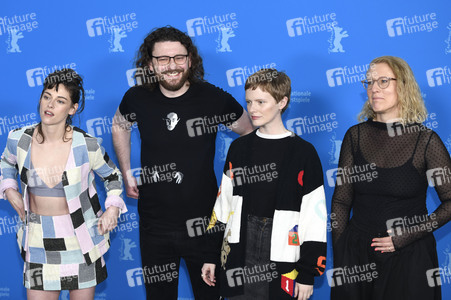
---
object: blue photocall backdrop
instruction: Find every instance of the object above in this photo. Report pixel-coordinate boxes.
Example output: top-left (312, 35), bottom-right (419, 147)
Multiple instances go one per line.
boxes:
top-left (0, 1), bottom-right (450, 299)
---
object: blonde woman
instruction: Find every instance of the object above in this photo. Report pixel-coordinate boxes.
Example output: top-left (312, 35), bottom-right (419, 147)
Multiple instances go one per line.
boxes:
top-left (331, 56), bottom-right (451, 299)
top-left (0, 69), bottom-right (126, 300)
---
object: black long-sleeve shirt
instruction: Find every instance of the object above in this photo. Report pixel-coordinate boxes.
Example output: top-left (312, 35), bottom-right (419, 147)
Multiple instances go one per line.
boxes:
top-left (332, 119), bottom-right (451, 250)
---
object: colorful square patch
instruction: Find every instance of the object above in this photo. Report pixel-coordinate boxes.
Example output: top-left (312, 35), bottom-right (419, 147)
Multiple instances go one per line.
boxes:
top-left (288, 225), bottom-right (300, 246)
top-left (281, 269), bottom-right (298, 296)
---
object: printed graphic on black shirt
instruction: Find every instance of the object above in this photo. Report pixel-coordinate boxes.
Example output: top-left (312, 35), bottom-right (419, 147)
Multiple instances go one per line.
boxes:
top-left (129, 164), bottom-right (184, 185)
top-left (163, 112), bottom-right (180, 131)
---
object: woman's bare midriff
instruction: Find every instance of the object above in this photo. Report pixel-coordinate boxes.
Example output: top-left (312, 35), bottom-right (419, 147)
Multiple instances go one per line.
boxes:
top-left (29, 193), bottom-right (70, 216)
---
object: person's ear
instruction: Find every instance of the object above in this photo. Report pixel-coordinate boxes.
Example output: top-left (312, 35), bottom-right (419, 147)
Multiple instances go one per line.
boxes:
top-left (278, 96), bottom-right (288, 111)
top-left (69, 103), bottom-right (79, 116)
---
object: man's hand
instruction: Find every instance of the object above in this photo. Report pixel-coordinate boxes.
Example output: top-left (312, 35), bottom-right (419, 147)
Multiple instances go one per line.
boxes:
top-left (124, 171), bottom-right (139, 199)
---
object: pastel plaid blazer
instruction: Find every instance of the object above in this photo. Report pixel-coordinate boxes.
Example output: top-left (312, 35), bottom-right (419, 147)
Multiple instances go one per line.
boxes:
top-left (0, 125), bottom-right (127, 265)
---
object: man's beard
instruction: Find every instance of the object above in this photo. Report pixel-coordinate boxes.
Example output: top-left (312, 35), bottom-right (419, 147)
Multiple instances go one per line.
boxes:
top-left (158, 68), bottom-right (190, 91)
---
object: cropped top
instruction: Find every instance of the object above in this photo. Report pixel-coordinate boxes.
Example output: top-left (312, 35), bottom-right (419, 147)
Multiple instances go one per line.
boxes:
top-left (27, 162), bottom-right (65, 197)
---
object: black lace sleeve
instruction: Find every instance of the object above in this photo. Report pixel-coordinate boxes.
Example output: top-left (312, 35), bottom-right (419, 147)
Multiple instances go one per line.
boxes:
top-left (331, 128), bottom-right (355, 245)
top-left (392, 131), bottom-right (451, 249)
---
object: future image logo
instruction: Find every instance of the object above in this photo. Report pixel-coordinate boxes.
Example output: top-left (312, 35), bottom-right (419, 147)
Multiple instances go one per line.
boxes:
top-left (186, 14), bottom-right (238, 53)
top-left (186, 217), bottom-right (207, 237)
top-left (427, 266), bottom-right (451, 287)
top-left (386, 13), bottom-right (438, 37)
top-left (226, 263), bottom-right (278, 288)
top-left (186, 113), bottom-right (237, 137)
top-left (326, 264), bottom-right (378, 287)
top-left (226, 268), bottom-right (244, 287)
top-left (142, 263), bottom-right (179, 285)
top-left (426, 268), bottom-right (443, 287)
top-left (386, 213), bottom-right (437, 238)
top-left (186, 13), bottom-right (238, 37)
top-left (125, 67), bottom-right (162, 87)
top-left (226, 68), bottom-right (245, 87)
top-left (86, 117), bottom-right (112, 137)
top-left (26, 68), bottom-right (45, 87)
top-left (25, 63), bottom-right (77, 87)
top-left (426, 67), bottom-right (451, 87)
top-left (326, 64), bottom-right (369, 87)
top-left (286, 113), bottom-right (338, 136)
top-left (86, 115), bottom-right (137, 137)
top-left (385, 120), bottom-right (432, 138)
top-left (226, 164), bottom-right (278, 187)
top-left (126, 68), bottom-right (142, 87)
top-left (326, 163), bottom-right (378, 188)
top-left (86, 18), bottom-right (104, 37)
top-left (126, 268), bottom-right (143, 287)
top-left (0, 113), bottom-right (37, 136)
top-left (426, 167), bottom-right (451, 187)
top-left (186, 215), bottom-right (225, 238)
top-left (286, 13), bottom-right (338, 37)
top-left (128, 167), bottom-right (144, 186)
top-left (226, 63), bottom-right (276, 87)
top-left (127, 164), bottom-right (183, 186)
top-left (27, 268), bottom-right (43, 289)
top-left (326, 68), bottom-right (344, 87)
top-left (86, 13), bottom-right (138, 52)
top-left (0, 215), bottom-right (22, 235)
top-left (186, 18), bottom-right (203, 36)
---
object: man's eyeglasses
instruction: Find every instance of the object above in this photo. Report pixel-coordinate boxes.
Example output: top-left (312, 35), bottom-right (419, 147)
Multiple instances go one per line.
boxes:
top-left (152, 55), bottom-right (189, 66)
top-left (361, 77), bottom-right (396, 89)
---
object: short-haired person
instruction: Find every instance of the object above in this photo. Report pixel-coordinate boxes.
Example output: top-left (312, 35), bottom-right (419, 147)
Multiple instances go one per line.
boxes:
top-left (202, 69), bottom-right (327, 300)
top-left (331, 56), bottom-right (451, 299)
top-left (0, 69), bottom-right (126, 300)
top-left (112, 26), bottom-right (253, 299)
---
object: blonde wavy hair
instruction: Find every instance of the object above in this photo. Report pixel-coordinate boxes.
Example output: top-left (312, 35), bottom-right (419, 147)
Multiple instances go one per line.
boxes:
top-left (358, 56), bottom-right (427, 124)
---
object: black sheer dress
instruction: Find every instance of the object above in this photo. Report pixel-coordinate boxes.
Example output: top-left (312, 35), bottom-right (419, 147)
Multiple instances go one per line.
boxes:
top-left (331, 119), bottom-right (451, 300)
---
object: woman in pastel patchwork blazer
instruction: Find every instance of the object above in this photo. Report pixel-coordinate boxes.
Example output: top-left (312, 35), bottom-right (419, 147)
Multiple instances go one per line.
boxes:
top-left (0, 69), bottom-right (127, 300)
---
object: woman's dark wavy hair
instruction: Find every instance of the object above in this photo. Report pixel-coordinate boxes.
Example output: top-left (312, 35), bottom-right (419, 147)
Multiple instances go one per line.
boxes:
top-left (134, 26), bottom-right (204, 90)
top-left (37, 68), bottom-right (85, 143)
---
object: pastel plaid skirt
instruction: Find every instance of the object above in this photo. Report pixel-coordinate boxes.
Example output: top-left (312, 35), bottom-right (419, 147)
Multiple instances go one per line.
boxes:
top-left (20, 212), bottom-right (107, 290)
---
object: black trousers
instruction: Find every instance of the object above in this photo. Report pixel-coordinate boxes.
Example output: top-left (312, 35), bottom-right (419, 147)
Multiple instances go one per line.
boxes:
top-left (139, 222), bottom-right (220, 300)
